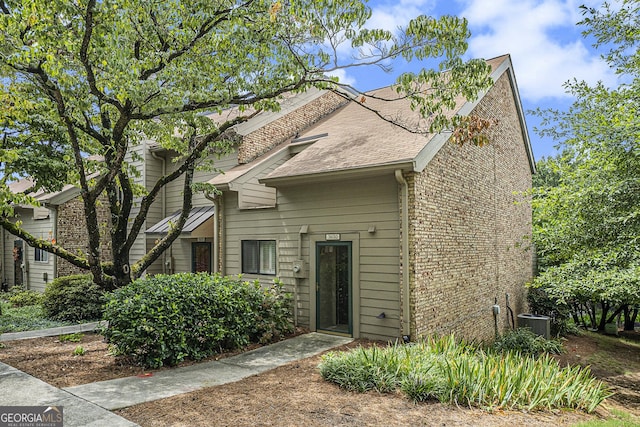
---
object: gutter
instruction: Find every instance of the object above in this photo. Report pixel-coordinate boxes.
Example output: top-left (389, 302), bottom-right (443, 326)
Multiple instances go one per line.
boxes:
top-left (394, 169), bottom-right (411, 340)
top-left (261, 161), bottom-right (414, 187)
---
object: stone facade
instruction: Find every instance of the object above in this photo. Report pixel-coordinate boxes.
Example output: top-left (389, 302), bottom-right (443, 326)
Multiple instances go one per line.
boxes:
top-left (56, 195), bottom-right (112, 277)
top-left (405, 71), bottom-right (533, 342)
top-left (237, 91), bottom-right (346, 164)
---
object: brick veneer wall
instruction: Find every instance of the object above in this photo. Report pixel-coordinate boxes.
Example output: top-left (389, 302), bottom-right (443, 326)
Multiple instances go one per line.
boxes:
top-left (238, 91), bottom-right (347, 164)
top-left (56, 195), bottom-right (112, 277)
top-left (406, 71), bottom-right (533, 342)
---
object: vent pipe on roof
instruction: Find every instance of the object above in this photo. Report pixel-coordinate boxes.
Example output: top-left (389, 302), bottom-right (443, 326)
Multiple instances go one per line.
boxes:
top-left (395, 169), bottom-right (411, 341)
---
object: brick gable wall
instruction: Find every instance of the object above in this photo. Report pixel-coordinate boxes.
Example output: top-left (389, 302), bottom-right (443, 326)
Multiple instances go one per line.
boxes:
top-left (238, 91), bottom-right (346, 164)
top-left (56, 195), bottom-right (112, 277)
top-left (405, 71), bottom-right (533, 341)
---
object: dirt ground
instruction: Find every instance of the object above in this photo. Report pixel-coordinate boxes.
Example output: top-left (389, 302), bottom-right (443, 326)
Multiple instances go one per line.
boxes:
top-left (1, 331), bottom-right (639, 426)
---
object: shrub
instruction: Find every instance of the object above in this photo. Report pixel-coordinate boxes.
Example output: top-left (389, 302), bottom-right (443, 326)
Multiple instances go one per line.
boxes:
top-left (102, 273), bottom-right (294, 368)
top-left (527, 285), bottom-right (574, 336)
top-left (8, 289), bottom-right (44, 307)
top-left (42, 275), bottom-right (105, 322)
top-left (492, 327), bottom-right (563, 356)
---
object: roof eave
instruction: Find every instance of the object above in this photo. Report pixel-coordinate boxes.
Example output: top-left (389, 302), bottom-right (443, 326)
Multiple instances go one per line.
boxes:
top-left (260, 161), bottom-right (414, 187)
top-left (38, 186), bottom-right (82, 206)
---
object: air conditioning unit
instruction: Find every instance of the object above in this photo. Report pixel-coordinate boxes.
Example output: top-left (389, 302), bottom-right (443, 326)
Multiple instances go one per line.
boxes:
top-left (517, 313), bottom-right (551, 339)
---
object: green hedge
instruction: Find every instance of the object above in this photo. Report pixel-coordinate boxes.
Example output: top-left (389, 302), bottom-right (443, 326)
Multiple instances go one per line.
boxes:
top-left (102, 273), bottom-right (294, 368)
top-left (42, 274), bottom-right (105, 322)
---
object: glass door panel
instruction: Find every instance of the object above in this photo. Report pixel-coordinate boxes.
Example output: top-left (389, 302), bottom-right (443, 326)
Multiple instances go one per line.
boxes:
top-left (316, 242), bottom-right (351, 335)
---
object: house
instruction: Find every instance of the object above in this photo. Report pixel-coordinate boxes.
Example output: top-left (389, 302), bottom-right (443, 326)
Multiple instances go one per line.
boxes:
top-left (202, 54), bottom-right (535, 341)
top-left (3, 54), bottom-right (534, 343)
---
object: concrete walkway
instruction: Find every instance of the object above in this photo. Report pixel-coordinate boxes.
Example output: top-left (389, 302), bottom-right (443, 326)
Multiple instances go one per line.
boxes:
top-left (64, 333), bottom-right (353, 410)
top-left (0, 325), bottom-right (352, 426)
top-left (0, 321), bottom-right (106, 342)
top-left (0, 362), bottom-right (138, 427)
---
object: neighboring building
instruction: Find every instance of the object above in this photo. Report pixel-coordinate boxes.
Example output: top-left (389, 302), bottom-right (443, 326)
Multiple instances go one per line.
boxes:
top-left (1, 181), bottom-right (111, 292)
top-left (2, 54), bottom-right (534, 343)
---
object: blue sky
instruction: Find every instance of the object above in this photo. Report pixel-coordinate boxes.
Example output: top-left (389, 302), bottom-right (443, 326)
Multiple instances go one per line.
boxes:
top-left (331, 0), bottom-right (620, 160)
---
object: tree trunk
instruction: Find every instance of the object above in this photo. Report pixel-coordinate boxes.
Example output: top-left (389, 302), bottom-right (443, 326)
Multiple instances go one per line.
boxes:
top-left (606, 304), bottom-right (625, 325)
top-left (571, 303), bottom-right (582, 328)
top-left (624, 306), bottom-right (638, 331)
top-left (598, 301), bottom-right (609, 331)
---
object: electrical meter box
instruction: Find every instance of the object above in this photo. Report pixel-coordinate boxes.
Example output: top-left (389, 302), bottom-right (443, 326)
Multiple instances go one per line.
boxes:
top-left (292, 259), bottom-right (307, 278)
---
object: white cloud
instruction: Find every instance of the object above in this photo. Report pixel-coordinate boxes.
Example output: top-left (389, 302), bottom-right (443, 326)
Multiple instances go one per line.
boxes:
top-left (326, 68), bottom-right (358, 88)
top-left (458, 0), bottom-right (617, 101)
top-left (334, 0), bottom-right (438, 89)
top-left (367, 0), bottom-right (436, 32)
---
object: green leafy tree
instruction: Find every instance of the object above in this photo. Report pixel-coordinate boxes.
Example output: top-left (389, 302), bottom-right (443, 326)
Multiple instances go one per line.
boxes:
top-left (0, 0), bottom-right (493, 289)
top-left (531, 0), bottom-right (640, 331)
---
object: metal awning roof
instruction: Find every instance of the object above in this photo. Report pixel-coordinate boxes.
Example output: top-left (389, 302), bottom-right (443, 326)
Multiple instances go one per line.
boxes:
top-left (145, 206), bottom-right (215, 236)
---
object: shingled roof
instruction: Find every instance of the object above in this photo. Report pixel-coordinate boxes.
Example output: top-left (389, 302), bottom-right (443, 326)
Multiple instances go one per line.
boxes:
top-left (260, 55), bottom-right (532, 185)
top-left (210, 55), bottom-right (533, 189)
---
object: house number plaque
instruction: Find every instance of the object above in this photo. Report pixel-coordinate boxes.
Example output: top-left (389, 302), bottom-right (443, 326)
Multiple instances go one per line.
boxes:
top-left (325, 233), bottom-right (341, 241)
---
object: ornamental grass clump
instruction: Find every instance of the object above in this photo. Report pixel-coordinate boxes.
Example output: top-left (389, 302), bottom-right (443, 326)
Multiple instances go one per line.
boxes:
top-left (318, 334), bottom-right (610, 413)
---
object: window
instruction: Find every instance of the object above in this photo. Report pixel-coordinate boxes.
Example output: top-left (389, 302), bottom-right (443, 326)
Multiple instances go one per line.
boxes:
top-left (34, 247), bottom-right (48, 263)
top-left (242, 240), bottom-right (276, 275)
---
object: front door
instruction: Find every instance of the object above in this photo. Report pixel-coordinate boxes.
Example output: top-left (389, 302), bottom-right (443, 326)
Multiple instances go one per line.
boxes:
top-left (192, 242), bottom-right (211, 273)
top-left (13, 240), bottom-right (23, 286)
top-left (316, 242), bottom-right (352, 335)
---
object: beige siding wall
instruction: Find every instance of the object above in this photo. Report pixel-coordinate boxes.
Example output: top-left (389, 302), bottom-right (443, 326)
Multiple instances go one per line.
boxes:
top-left (407, 71), bottom-right (533, 342)
top-left (223, 175), bottom-right (401, 341)
top-left (147, 92), bottom-right (345, 275)
top-left (163, 152), bottom-right (238, 213)
top-left (1, 207), bottom-right (56, 292)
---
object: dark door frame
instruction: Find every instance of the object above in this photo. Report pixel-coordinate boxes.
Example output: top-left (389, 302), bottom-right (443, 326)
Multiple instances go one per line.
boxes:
top-left (310, 233), bottom-right (360, 338)
top-left (191, 241), bottom-right (212, 273)
top-left (316, 241), bottom-right (352, 335)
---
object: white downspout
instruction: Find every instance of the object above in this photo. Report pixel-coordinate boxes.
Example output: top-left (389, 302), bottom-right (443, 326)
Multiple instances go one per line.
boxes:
top-left (204, 192), bottom-right (219, 274)
top-left (150, 151), bottom-right (167, 274)
top-left (395, 169), bottom-right (411, 340)
top-left (51, 206), bottom-right (58, 281)
top-left (22, 244), bottom-right (29, 290)
top-left (0, 226), bottom-right (4, 287)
